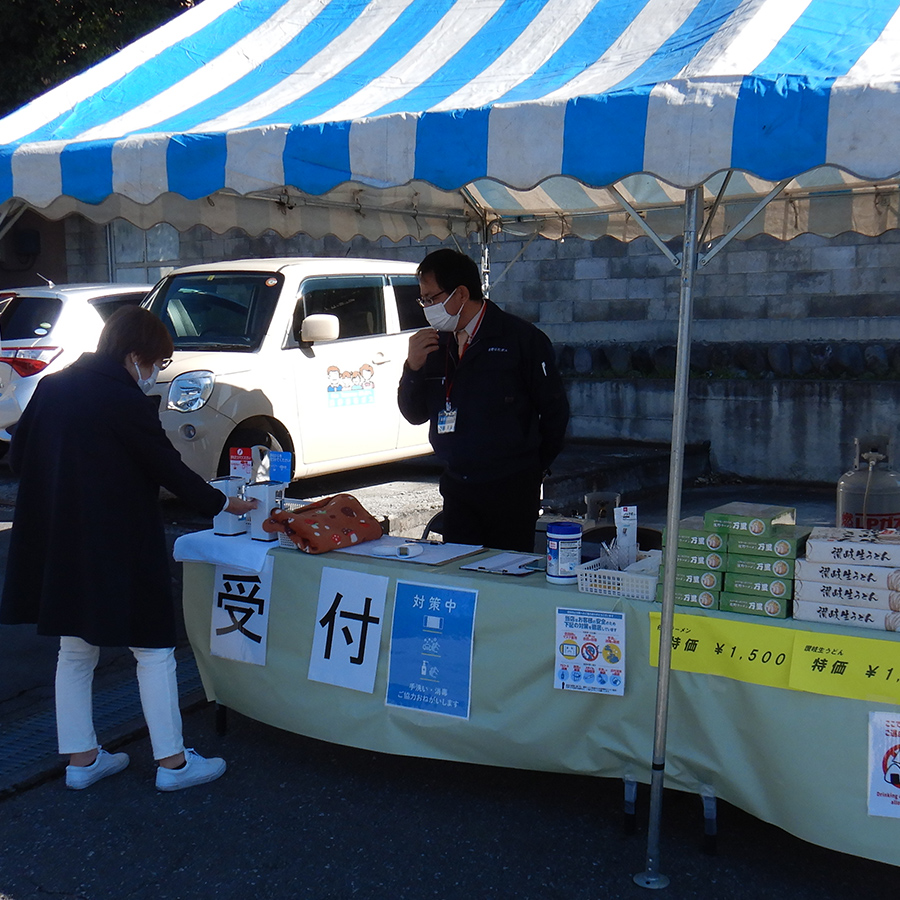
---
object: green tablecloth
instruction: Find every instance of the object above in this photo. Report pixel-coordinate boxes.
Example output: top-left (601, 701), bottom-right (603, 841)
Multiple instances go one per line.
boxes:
top-left (183, 547), bottom-right (899, 866)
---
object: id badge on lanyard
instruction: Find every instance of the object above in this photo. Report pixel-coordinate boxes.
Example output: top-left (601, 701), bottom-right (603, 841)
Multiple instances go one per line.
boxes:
top-left (437, 402), bottom-right (457, 434)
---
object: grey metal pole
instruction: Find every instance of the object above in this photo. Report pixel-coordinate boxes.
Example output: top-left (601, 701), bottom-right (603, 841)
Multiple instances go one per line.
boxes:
top-left (633, 185), bottom-right (703, 890)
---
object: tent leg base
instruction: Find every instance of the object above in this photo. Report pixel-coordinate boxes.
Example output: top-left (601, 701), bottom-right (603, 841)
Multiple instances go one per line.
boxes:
top-left (623, 777), bottom-right (638, 834)
top-left (633, 872), bottom-right (670, 890)
top-left (215, 703), bottom-right (228, 736)
top-left (701, 787), bottom-right (718, 855)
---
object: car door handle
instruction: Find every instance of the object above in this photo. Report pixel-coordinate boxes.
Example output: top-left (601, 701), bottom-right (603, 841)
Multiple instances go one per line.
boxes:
top-left (372, 352), bottom-right (391, 365)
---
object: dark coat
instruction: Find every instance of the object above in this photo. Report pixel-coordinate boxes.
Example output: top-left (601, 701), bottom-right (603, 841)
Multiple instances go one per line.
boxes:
top-left (0, 353), bottom-right (225, 647)
top-left (397, 301), bottom-right (569, 482)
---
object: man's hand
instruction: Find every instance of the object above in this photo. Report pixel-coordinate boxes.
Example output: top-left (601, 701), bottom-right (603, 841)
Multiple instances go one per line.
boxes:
top-left (406, 328), bottom-right (440, 371)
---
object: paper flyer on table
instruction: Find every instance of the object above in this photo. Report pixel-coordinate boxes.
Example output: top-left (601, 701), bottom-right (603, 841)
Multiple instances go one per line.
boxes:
top-left (555, 608), bottom-right (625, 695)
top-left (868, 711), bottom-right (900, 817)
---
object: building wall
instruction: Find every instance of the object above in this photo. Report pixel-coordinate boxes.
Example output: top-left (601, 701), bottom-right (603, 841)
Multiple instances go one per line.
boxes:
top-left (59, 214), bottom-right (900, 483)
top-left (0, 209), bottom-right (67, 288)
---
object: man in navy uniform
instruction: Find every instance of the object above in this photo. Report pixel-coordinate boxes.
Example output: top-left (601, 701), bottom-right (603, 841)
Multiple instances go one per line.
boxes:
top-left (398, 249), bottom-right (569, 552)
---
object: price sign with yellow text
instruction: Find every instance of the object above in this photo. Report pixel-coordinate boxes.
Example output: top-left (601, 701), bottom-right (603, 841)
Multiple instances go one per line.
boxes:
top-left (649, 612), bottom-right (794, 689)
top-left (789, 631), bottom-right (900, 705)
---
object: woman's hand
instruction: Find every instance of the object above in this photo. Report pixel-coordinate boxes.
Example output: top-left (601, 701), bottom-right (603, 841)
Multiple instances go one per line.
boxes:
top-left (224, 496), bottom-right (259, 516)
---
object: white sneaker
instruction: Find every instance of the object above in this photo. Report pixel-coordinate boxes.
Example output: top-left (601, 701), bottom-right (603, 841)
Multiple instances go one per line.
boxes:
top-left (65, 748), bottom-right (130, 790)
top-left (155, 748), bottom-right (226, 792)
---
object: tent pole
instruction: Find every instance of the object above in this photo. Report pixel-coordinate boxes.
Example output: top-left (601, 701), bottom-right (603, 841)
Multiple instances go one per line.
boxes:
top-left (634, 185), bottom-right (703, 891)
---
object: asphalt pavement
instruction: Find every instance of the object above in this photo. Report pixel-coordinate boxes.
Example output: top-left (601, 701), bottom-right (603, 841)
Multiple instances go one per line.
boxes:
top-left (0, 453), bottom-right (896, 899)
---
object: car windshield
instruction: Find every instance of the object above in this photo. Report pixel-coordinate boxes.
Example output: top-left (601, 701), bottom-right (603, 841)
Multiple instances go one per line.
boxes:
top-left (0, 296), bottom-right (62, 340)
top-left (144, 271), bottom-right (283, 351)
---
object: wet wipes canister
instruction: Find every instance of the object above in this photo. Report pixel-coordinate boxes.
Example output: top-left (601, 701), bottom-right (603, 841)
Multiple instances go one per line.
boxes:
top-left (546, 521), bottom-right (582, 584)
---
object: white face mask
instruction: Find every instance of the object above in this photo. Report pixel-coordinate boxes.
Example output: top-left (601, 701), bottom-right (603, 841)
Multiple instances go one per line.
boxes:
top-left (133, 359), bottom-right (160, 394)
top-left (423, 288), bottom-right (459, 332)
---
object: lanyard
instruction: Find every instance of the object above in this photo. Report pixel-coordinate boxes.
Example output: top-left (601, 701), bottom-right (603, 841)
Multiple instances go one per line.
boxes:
top-left (443, 302), bottom-right (486, 406)
top-left (457, 302), bottom-right (487, 360)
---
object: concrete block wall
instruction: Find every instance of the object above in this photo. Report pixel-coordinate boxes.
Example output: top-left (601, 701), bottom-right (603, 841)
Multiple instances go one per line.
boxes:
top-left (63, 217), bottom-right (111, 283)
top-left (487, 231), bottom-right (900, 345)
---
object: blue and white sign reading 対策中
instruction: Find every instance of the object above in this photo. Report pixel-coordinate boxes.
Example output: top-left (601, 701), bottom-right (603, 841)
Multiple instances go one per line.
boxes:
top-left (386, 581), bottom-right (477, 718)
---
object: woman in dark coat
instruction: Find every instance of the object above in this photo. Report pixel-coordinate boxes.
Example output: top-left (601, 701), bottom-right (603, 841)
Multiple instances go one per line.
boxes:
top-left (0, 306), bottom-right (256, 791)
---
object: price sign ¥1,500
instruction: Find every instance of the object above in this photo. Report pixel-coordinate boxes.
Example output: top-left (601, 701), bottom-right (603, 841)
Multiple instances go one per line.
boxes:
top-left (649, 612), bottom-right (794, 689)
top-left (650, 612), bottom-right (900, 704)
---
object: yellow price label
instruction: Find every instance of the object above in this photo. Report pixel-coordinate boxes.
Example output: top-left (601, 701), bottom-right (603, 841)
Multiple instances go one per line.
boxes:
top-left (649, 612), bottom-right (794, 689)
top-left (788, 631), bottom-right (900, 705)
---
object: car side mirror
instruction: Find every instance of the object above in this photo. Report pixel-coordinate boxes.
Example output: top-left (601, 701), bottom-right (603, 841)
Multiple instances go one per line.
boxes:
top-left (299, 313), bottom-right (340, 344)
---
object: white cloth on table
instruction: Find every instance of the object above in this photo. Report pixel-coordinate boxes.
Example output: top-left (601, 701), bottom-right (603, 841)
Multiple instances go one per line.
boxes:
top-left (173, 529), bottom-right (276, 574)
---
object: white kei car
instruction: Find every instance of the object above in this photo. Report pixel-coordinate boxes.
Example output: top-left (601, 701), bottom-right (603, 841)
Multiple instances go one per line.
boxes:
top-left (0, 282), bottom-right (151, 444)
top-left (142, 257), bottom-right (434, 482)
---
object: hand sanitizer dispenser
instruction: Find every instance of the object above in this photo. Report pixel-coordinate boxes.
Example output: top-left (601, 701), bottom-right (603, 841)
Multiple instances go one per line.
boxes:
top-left (244, 481), bottom-right (287, 541)
top-left (210, 476), bottom-right (247, 536)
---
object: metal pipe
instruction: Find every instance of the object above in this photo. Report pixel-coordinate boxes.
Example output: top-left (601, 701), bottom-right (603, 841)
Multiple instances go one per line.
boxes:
top-left (633, 186), bottom-right (703, 890)
top-left (607, 185), bottom-right (682, 268)
top-left (698, 171), bottom-right (732, 247)
top-left (699, 178), bottom-right (790, 266)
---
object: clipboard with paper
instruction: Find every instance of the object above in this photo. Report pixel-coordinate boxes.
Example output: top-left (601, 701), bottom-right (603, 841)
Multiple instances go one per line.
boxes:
top-left (459, 552), bottom-right (545, 576)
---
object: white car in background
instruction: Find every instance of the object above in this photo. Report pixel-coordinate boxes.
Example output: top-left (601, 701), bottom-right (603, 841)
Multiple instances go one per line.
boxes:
top-left (142, 257), bottom-right (432, 481)
top-left (0, 282), bottom-right (151, 444)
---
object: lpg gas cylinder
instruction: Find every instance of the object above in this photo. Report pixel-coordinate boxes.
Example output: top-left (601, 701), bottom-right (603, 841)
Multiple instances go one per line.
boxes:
top-left (836, 435), bottom-right (900, 529)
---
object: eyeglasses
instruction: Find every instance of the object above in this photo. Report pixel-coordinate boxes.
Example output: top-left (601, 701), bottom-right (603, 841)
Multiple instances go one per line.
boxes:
top-left (159, 358), bottom-right (173, 370)
top-left (417, 290), bottom-right (449, 308)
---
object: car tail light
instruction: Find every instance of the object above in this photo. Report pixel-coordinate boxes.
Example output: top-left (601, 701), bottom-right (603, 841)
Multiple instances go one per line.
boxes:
top-left (0, 346), bottom-right (61, 376)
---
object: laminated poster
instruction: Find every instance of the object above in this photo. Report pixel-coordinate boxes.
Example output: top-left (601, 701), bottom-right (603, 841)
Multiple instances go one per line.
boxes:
top-left (210, 556), bottom-right (274, 666)
top-left (555, 608), bottom-right (625, 695)
top-left (386, 581), bottom-right (477, 718)
top-left (868, 712), bottom-right (900, 818)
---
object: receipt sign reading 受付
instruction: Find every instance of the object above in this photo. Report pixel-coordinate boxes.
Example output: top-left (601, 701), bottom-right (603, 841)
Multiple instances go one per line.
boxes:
top-left (210, 558), bottom-right (274, 666)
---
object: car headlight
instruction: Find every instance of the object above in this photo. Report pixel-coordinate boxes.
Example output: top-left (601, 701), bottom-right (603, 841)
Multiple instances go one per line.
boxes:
top-left (167, 371), bottom-right (215, 412)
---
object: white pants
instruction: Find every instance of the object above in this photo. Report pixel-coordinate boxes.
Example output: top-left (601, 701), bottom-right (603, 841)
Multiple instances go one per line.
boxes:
top-left (55, 636), bottom-right (185, 761)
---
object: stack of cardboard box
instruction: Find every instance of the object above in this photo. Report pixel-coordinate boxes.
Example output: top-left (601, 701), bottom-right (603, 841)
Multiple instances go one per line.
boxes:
top-left (659, 517), bottom-right (726, 609)
top-left (794, 528), bottom-right (900, 632)
top-left (660, 503), bottom-right (809, 619)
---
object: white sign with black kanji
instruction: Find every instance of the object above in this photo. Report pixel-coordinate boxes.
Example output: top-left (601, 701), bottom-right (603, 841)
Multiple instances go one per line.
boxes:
top-left (210, 557), bottom-right (274, 666)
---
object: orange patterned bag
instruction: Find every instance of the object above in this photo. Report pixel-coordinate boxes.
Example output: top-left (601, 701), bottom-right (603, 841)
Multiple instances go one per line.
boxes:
top-left (262, 493), bottom-right (383, 553)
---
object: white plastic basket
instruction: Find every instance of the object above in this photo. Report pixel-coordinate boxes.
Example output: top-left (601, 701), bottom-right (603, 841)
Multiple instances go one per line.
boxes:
top-left (273, 502), bottom-right (309, 550)
top-left (576, 550), bottom-right (661, 601)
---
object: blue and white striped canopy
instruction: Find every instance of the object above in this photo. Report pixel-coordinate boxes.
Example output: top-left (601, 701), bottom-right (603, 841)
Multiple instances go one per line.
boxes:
top-left (3, 0), bottom-right (900, 241)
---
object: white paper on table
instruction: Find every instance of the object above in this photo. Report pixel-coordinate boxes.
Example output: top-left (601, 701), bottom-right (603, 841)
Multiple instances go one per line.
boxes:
top-left (334, 535), bottom-right (484, 565)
